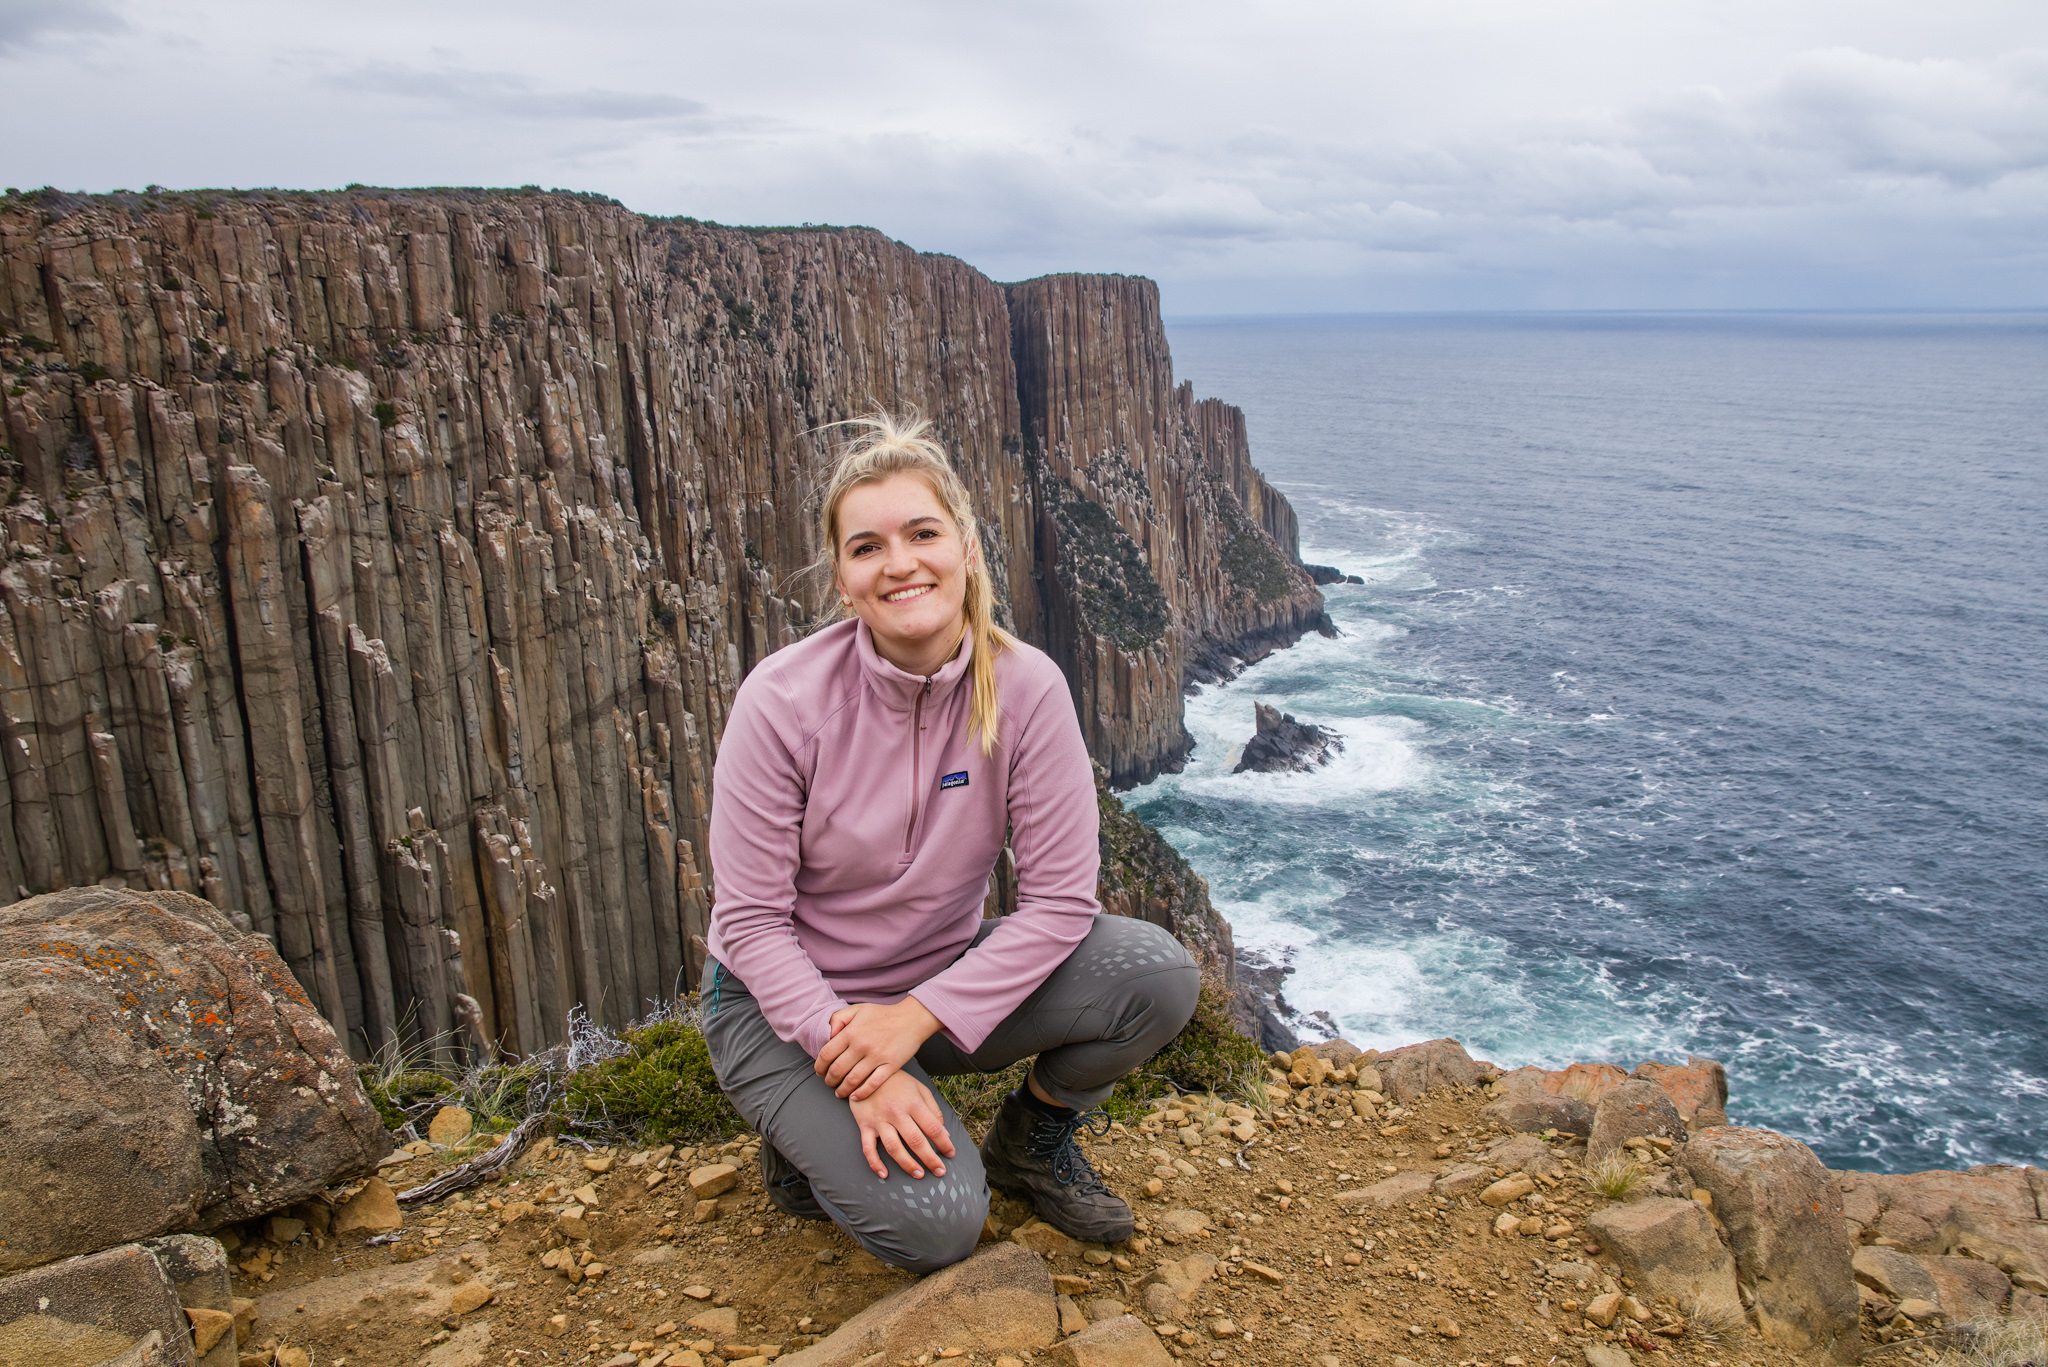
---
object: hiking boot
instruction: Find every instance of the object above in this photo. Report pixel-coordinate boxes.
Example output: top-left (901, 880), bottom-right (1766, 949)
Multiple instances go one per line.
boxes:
top-left (980, 1090), bottom-right (1132, 1244)
top-left (759, 1141), bottom-right (829, 1222)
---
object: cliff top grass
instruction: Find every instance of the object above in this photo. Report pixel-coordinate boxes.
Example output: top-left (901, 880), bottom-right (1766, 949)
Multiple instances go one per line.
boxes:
top-left (358, 970), bottom-right (1266, 1154)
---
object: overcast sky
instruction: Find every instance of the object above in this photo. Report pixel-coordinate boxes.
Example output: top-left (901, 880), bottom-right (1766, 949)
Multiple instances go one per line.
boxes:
top-left (4, 0), bottom-right (2044, 311)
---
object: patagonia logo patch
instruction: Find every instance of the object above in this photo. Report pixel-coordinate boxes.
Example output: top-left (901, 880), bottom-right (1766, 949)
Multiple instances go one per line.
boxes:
top-left (939, 771), bottom-right (970, 791)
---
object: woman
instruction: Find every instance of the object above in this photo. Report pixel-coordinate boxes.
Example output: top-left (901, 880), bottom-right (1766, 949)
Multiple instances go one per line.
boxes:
top-left (701, 415), bottom-right (1200, 1274)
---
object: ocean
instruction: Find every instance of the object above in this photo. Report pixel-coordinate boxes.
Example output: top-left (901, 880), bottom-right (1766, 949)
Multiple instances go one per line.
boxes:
top-left (1139, 311), bottom-right (2048, 1174)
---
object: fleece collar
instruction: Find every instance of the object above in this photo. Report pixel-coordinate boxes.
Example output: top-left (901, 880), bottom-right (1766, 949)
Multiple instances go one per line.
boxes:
top-left (854, 618), bottom-right (975, 713)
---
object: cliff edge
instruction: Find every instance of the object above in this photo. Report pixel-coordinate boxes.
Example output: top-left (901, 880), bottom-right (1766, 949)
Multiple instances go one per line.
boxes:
top-left (0, 186), bottom-right (1323, 1060)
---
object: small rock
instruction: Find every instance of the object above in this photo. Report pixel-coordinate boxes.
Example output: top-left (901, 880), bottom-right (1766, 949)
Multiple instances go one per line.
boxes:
top-left (1334, 1172), bottom-right (1435, 1209)
top-left (1434, 1165), bottom-right (1491, 1199)
top-left (449, 1280), bottom-right (493, 1315)
top-left (681, 1285), bottom-right (713, 1299)
top-left (694, 1199), bottom-right (720, 1223)
top-left (333, 1177), bottom-right (402, 1233)
top-left (185, 1306), bottom-right (235, 1355)
top-left (1897, 1297), bottom-right (1942, 1322)
top-left (1058, 1294), bottom-right (1090, 1335)
top-left (1435, 1318), bottom-right (1460, 1338)
top-left (688, 1306), bottom-right (741, 1336)
top-left (427, 1106), bottom-right (474, 1147)
top-left (1584, 1345), bottom-right (1632, 1367)
top-left (1083, 1298), bottom-right (1128, 1323)
top-left (1053, 1274), bottom-right (1092, 1295)
top-left (1242, 1261), bottom-right (1285, 1284)
top-left (1493, 1212), bottom-right (1523, 1237)
top-left (543, 1314), bottom-right (568, 1337)
top-left (276, 1348), bottom-right (312, 1367)
top-left (1208, 1318), bottom-right (1239, 1338)
top-left (688, 1164), bottom-right (739, 1199)
top-left (1011, 1218), bottom-right (1084, 1256)
top-left (1154, 1209), bottom-right (1211, 1242)
top-left (1584, 1292), bottom-right (1623, 1327)
top-left (1052, 1313), bottom-right (1176, 1367)
top-left (1480, 1175), bottom-right (1536, 1207)
top-left (265, 1215), bottom-right (307, 1245)
top-left (585, 1154), bottom-right (615, 1173)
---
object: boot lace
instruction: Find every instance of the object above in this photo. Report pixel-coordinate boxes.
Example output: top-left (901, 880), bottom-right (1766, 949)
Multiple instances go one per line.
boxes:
top-left (1025, 1109), bottom-right (1113, 1194)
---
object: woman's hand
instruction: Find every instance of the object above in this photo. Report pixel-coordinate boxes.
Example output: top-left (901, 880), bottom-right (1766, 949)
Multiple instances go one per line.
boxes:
top-left (848, 1070), bottom-right (956, 1180)
top-left (815, 996), bottom-right (943, 1100)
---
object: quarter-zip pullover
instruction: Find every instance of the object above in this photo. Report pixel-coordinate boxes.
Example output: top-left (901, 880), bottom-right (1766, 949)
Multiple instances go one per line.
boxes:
top-left (705, 619), bottom-right (1102, 1058)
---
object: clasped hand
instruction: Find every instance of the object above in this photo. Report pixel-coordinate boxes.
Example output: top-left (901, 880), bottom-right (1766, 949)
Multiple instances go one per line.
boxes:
top-left (814, 996), bottom-right (942, 1100)
top-left (816, 997), bottom-right (954, 1180)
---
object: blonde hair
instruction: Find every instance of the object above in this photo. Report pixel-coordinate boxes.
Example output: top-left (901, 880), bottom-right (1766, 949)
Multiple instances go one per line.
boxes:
top-left (817, 414), bottom-right (1017, 755)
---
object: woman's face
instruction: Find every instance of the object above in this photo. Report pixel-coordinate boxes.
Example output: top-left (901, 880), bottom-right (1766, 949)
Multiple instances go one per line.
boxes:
top-left (833, 472), bottom-right (974, 674)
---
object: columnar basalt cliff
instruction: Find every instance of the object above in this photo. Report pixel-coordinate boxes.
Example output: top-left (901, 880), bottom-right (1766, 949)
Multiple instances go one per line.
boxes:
top-left (0, 187), bottom-right (1323, 1062)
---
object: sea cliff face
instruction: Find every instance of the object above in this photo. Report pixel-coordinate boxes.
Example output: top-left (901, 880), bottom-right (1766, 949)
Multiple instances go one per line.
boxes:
top-left (0, 187), bottom-right (1323, 1059)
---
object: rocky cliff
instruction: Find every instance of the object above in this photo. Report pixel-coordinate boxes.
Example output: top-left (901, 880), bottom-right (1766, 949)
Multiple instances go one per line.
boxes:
top-left (0, 186), bottom-right (1325, 1062)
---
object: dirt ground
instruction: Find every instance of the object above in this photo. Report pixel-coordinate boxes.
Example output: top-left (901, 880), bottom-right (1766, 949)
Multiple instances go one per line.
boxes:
top-left (225, 1083), bottom-right (1927, 1367)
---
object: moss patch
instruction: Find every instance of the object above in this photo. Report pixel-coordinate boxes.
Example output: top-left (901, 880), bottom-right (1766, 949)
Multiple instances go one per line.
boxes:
top-left (1217, 488), bottom-right (1297, 605)
top-left (1106, 979), bottom-right (1266, 1120)
top-left (358, 1066), bottom-right (455, 1131)
top-left (1048, 483), bottom-right (1169, 651)
top-left (560, 1015), bottom-right (744, 1145)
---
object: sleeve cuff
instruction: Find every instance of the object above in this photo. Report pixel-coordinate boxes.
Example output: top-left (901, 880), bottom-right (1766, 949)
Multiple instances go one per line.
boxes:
top-left (795, 1003), bottom-right (845, 1059)
top-left (909, 984), bottom-right (988, 1056)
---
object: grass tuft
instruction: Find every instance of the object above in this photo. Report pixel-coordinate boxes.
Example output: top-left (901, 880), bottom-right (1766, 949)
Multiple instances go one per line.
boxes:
top-left (1585, 1151), bottom-right (1647, 1200)
top-left (1936, 1317), bottom-right (2048, 1367)
top-left (1684, 1295), bottom-right (1750, 1346)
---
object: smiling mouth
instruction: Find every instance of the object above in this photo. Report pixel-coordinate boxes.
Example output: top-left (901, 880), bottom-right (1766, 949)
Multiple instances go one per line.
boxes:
top-left (881, 584), bottom-right (935, 603)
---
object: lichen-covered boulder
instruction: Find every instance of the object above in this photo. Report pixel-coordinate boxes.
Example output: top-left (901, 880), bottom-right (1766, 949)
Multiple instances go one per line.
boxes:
top-left (0, 887), bottom-right (387, 1270)
top-left (1683, 1126), bottom-right (1860, 1363)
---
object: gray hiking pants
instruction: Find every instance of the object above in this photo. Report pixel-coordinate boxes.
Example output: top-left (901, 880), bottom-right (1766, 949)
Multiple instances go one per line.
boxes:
top-left (700, 914), bottom-right (1199, 1273)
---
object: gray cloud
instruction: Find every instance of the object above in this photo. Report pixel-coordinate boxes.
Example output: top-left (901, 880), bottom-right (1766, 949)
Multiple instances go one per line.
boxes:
top-left (0, 0), bottom-right (122, 52)
top-left (2, 1), bottom-right (2043, 309)
top-left (325, 61), bottom-right (724, 127)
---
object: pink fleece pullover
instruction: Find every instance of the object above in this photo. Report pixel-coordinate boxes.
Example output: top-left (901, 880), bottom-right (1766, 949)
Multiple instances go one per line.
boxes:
top-left (705, 618), bottom-right (1101, 1058)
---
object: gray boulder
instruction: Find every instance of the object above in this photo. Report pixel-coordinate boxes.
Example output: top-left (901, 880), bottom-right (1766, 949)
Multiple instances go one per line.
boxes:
top-left (776, 1242), bottom-right (1056, 1367)
top-left (1683, 1127), bottom-right (1860, 1363)
top-left (1852, 1245), bottom-right (1939, 1304)
top-left (0, 887), bottom-right (387, 1270)
top-left (1376, 1038), bottom-right (1488, 1103)
top-left (1587, 1079), bottom-right (1689, 1162)
top-left (1917, 1254), bottom-right (2013, 1324)
top-left (1482, 1092), bottom-right (1597, 1137)
top-left (0, 1242), bottom-right (197, 1366)
top-left (1588, 1197), bottom-right (1744, 1322)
